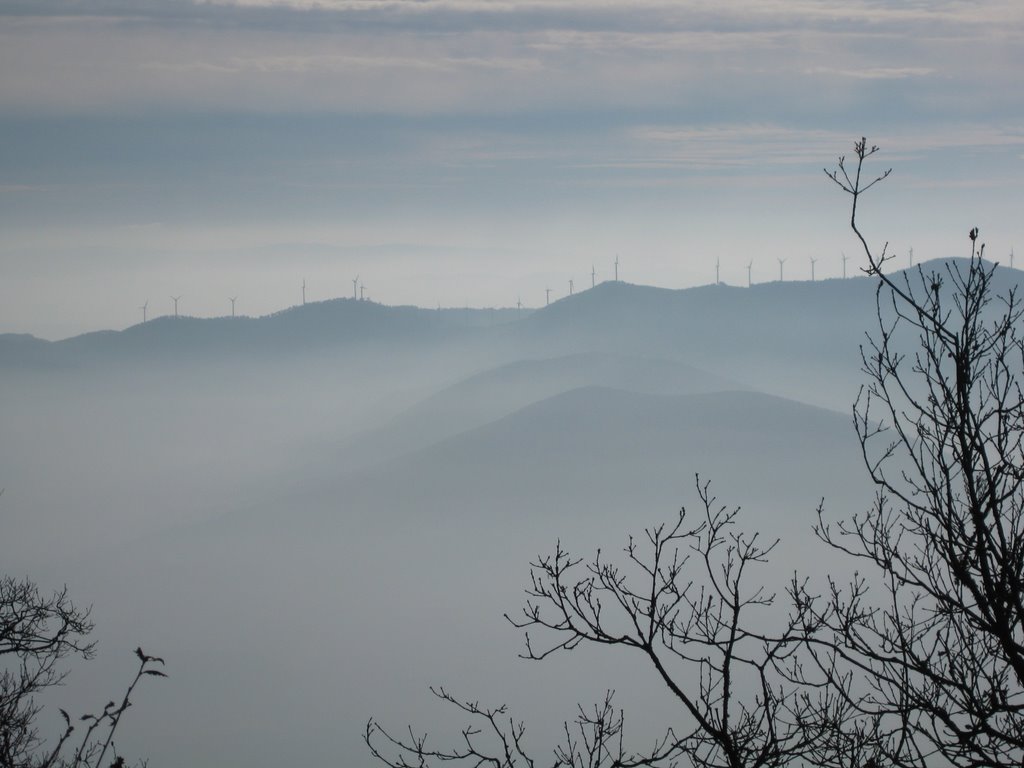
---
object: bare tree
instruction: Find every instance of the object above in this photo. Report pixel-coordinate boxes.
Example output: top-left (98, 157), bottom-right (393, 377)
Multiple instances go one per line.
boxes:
top-left (367, 481), bottom-right (856, 768)
top-left (368, 137), bottom-right (1024, 768)
top-left (796, 138), bottom-right (1024, 768)
top-left (0, 574), bottom-right (165, 768)
top-left (367, 687), bottom-right (627, 768)
top-left (1, 576), bottom-right (93, 767)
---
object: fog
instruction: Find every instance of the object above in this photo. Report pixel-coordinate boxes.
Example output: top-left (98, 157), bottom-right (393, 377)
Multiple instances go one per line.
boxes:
top-left (3, 266), bottom-right (1002, 767)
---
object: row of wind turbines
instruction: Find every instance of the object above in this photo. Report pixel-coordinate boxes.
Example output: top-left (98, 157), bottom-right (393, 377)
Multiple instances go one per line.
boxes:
top-left (526, 245), bottom-right (1015, 311)
top-left (136, 256), bottom-right (623, 325)
top-left (529, 255), bottom-right (621, 309)
top-left (723, 246), bottom-right (1015, 287)
top-left (134, 246), bottom-right (1016, 324)
top-left (721, 248), bottom-right (918, 288)
top-left (136, 273), bottom-right (374, 324)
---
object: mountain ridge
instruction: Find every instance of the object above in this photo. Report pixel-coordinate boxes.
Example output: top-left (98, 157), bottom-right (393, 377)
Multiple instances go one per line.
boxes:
top-left (3, 258), bottom-right (1017, 376)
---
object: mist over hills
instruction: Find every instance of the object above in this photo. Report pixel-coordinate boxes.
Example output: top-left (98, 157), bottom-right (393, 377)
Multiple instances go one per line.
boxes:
top-left (321, 352), bottom-right (745, 472)
top-left (6, 275), bottom-right (866, 354)
top-left (309, 386), bottom-right (864, 531)
top-left (1, 258), bottom-right (1018, 768)
top-left (4, 257), bottom-right (1017, 363)
top-left (0, 269), bottom-right (879, 412)
top-left (8, 259), bottom-right (1011, 409)
top-left (92, 385), bottom-right (865, 768)
top-left (0, 301), bottom-right (526, 369)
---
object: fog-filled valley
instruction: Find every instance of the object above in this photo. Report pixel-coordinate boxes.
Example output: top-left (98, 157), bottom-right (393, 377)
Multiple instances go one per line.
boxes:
top-left (2, 262), bottom-right (1018, 767)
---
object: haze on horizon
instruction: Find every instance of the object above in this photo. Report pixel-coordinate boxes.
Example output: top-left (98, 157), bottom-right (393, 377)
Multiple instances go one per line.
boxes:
top-left (4, 5), bottom-right (1024, 766)
top-left (0, 272), bottom-right (890, 768)
top-left (6, 259), bottom-right (1022, 767)
top-left (2, 0), bottom-right (1023, 339)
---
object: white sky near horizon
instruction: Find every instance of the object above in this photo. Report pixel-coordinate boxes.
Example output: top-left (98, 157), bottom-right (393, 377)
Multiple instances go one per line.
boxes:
top-left (1, 0), bottom-right (1023, 339)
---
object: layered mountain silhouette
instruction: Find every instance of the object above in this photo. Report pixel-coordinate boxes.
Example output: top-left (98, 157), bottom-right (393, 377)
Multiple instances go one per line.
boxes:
top-left (319, 352), bottom-right (745, 472)
top-left (322, 386), bottom-right (864, 528)
top-left (2, 257), bottom-right (1017, 768)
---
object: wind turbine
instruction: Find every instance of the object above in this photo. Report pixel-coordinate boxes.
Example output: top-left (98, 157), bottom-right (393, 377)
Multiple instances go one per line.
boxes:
top-left (614, 255), bottom-right (619, 282)
top-left (746, 260), bottom-right (753, 288)
top-left (229, 296), bottom-right (237, 317)
top-left (842, 251), bottom-right (849, 279)
top-left (569, 278), bottom-right (574, 296)
top-left (1012, 248), bottom-right (1016, 270)
top-left (140, 300), bottom-right (148, 324)
top-left (545, 287), bottom-right (551, 306)
top-left (909, 247), bottom-right (914, 268)
top-left (302, 279), bottom-right (306, 306)
top-left (360, 284), bottom-right (366, 301)
top-left (777, 258), bottom-right (786, 282)
top-left (171, 295), bottom-right (181, 317)
top-left (517, 296), bottom-right (522, 316)
top-left (352, 275), bottom-right (359, 300)
top-left (810, 256), bottom-right (818, 282)
top-left (591, 265), bottom-right (596, 288)
top-left (715, 257), bottom-right (720, 285)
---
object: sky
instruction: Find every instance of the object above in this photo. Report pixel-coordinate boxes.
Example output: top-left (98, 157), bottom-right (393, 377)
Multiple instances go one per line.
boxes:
top-left (2, 0), bottom-right (1023, 339)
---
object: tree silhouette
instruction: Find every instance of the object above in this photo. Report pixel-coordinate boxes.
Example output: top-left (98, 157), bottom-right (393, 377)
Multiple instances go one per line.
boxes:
top-left (367, 138), bottom-right (1024, 768)
top-left (791, 138), bottom-right (1024, 768)
top-left (367, 481), bottom-right (858, 768)
top-left (0, 573), bottom-right (165, 768)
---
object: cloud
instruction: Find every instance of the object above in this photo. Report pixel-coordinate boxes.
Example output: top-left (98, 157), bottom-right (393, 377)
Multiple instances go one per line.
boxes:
top-left (804, 66), bottom-right (936, 80)
top-left (7, 0), bottom-right (1024, 36)
top-left (622, 123), bottom-right (1024, 173)
top-left (0, 183), bottom-right (54, 193)
top-left (626, 125), bottom-right (850, 170)
top-left (1, 0), bottom-right (1021, 117)
top-left (142, 52), bottom-right (541, 75)
top-left (183, 0), bottom-right (1024, 35)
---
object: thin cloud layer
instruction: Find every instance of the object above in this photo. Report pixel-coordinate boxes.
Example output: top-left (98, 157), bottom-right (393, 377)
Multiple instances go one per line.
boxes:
top-left (1, 0), bottom-right (1022, 337)
top-left (2, 0), bottom-right (1021, 114)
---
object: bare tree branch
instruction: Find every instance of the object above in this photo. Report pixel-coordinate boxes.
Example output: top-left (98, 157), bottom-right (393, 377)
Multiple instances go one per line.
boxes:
top-left (804, 138), bottom-right (1024, 768)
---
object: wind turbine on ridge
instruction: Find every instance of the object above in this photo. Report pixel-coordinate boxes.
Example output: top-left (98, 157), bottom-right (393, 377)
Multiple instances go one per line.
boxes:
top-left (229, 297), bottom-right (237, 317)
top-left (746, 260), bottom-right (753, 288)
top-left (569, 278), bottom-right (574, 296)
top-left (591, 265), bottom-right (596, 288)
top-left (777, 258), bottom-right (786, 282)
top-left (545, 288), bottom-right (551, 306)
top-left (171, 295), bottom-right (181, 318)
top-left (715, 257), bottom-right (720, 285)
top-left (352, 275), bottom-right (359, 300)
top-left (140, 300), bottom-right (148, 324)
top-left (842, 251), bottom-right (849, 279)
top-left (810, 256), bottom-right (818, 282)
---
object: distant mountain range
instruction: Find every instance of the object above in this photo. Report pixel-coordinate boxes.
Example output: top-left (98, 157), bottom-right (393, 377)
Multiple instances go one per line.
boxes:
top-left (9, 258), bottom-right (1014, 415)
top-left (5, 259), bottom-right (1016, 367)
top-left (0, 301), bottom-right (525, 368)
top-left (328, 386), bottom-right (865, 527)
top-left (319, 352), bottom-right (745, 472)
top-left (7, 258), bottom-right (1013, 768)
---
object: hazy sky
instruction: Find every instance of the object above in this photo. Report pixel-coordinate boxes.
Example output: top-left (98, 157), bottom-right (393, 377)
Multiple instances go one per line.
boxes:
top-left (2, 0), bottom-right (1023, 338)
